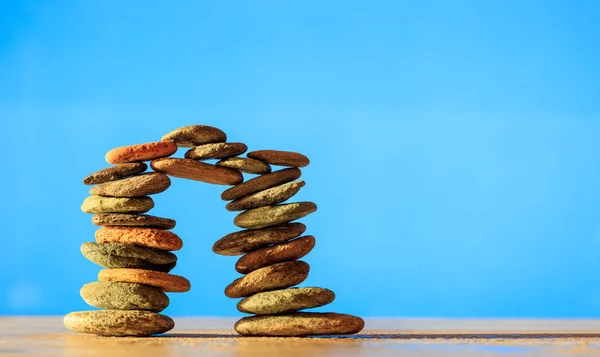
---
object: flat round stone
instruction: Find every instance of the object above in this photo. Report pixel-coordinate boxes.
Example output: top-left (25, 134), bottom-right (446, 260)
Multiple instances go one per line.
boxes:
top-left (81, 195), bottom-right (154, 214)
top-left (221, 168), bottom-right (301, 201)
top-left (95, 227), bottom-right (182, 251)
top-left (92, 213), bottom-right (176, 230)
top-left (89, 172), bottom-right (171, 197)
top-left (247, 150), bottom-right (310, 168)
top-left (105, 141), bottom-right (177, 164)
top-left (83, 163), bottom-right (147, 185)
top-left (161, 125), bottom-right (227, 147)
top-left (235, 235), bottom-right (315, 273)
top-left (64, 310), bottom-right (174, 336)
top-left (151, 158), bottom-right (243, 185)
top-left (98, 268), bottom-right (191, 292)
top-left (80, 242), bottom-right (177, 272)
top-left (237, 287), bottom-right (334, 315)
top-left (212, 223), bottom-right (306, 256)
top-left (234, 312), bottom-right (364, 336)
top-left (234, 202), bottom-right (317, 229)
top-left (224, 261), bottom-right (309, 298)
top-left (226, 180), bottom-right (305, 211)
top-left (80, 281), bottom-right (169, 312)
top-left (216, 157), bottom-right (271, 174)
top-left (184, 142), bottom-right (248, 160)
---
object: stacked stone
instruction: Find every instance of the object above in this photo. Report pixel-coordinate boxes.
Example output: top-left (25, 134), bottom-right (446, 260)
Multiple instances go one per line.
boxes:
top-left (64, 141), bottom-right (191, 337)
top-left (212, 150), bottom-right (365, 336)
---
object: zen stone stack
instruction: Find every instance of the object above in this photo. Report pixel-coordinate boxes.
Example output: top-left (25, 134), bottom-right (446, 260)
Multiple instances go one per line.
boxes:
top-left (65, 124), bottom-right (363, 337)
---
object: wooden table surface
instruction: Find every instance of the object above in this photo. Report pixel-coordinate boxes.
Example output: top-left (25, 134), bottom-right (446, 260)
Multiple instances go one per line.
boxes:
top-left (2, 317), bottom-right (600, 356)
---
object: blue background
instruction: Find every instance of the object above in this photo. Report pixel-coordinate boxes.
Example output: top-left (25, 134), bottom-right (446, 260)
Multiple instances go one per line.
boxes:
top-left (1, 0), bottom-right (599, 318)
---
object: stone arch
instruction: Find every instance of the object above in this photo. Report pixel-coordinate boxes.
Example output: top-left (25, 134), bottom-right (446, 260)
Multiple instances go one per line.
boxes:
top-left (64, 125), bottom-right (364, 337)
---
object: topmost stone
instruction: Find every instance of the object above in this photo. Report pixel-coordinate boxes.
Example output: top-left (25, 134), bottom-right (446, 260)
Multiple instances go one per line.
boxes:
top-left (105, 142), bottom-right (177, 164)
top-left (248, 150), bottom-right (310, 168)
top-left (161, 125), bottom-right (227, 147)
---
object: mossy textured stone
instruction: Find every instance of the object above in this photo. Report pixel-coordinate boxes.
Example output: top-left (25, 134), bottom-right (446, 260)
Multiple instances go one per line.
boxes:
top-left (234, 202), bottom-right (317, 229)
top-left (226, 180), bottom-right (305, 211)
top-left (247, 150), bottom-right (310, 168)
top-left (80, 242), bottom-right (177, 272)
top-left (83, 163), bottom-right (147, 185)
top-left (184, 142), bottom-right (248, 160)
top-left (92, 213), bottom-right (176, 230)
top-left (216, 157), bottom-right (271, 174)
top-left (237, 287), bottom-right (335, 315)
top-left (234, 312), bottom-right (364, 336)
top-left (81, 195), bottom-right (154, 214)
top-left (221, 168), bottom-right (301, 201)
top-left (235, 235), bottom-right (315, 273)
top-left (161, 125), bottom-right (227, 147)
top-left (212, 223), bottom-right (306, 256)
top-left (80, 281), bottom-right (169, 312)
top-left (224, 261), bottom-right (309, 298)
top-left (89, 172), bottom-right (171, 197)
top-left (64, 310), bottom-right (174, 336)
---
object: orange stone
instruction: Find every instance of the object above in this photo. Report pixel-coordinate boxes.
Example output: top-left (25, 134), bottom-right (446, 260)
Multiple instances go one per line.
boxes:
top-left (105, 142), bottom-right (177, 164)
top-left (95, 227), bottom-right (183, 251)
top-left (98, 268), bottom-right (191, 292)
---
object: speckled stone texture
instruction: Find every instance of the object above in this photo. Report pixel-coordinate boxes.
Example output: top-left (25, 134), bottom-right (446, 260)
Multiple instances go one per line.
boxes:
top-left (80, 281), bottom-right (169, 312)
top-left (98, 268), bottom-right (191, 292)
top-left (234, 202), bottom-right (317, 229)
top-left (83, 163), bottom-right (147, 185)
top-left (221, 168), bottom-right (301, 201)
top-left (234, 312), bottom-right (365, 336)
top-left (105, 141), bottom-right (177, 164)
top-left (212, 223), bottom-right (306, 256)
top-left (63, 310), bottom-right (174, 336)
top-left (80, 242), bottom-right (177, 272)
top-left (184, 142), bottom-right (248, 160)
top-left (88, 172), bottom-right (171, 197)
top-left (226, 180), bottom-right (305, 211)
top-left (92, 213), bottom-right (176, 230)
top-left (235, 235), bottom-right (315, 273)
top-left (216, 157), bottom-right (271, 174)
top-left (224, 261), bottom-right (309, 298)
top-left (237, 287), bottom-right (335, 315)
top-left (151, 158), bottom-right (243, 185)
top-left (247, 150), bottom-right (310, 168)
top-left (81, 195), bottom-right (154, 214)
top-left (95, 227), bottom-right (183, 251)
top-left (161, 125), bottom-right (227, 147)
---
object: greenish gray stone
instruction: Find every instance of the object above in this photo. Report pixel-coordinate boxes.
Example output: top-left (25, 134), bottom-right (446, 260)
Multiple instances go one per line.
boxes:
top-left (226, 180), bottom-right (305, 211)
top-left (216, 157), bottom-right (271, 174)
top-left (64, 310), bottom-right (174, 336)
top-left (83, 163), bottom-right (148, 185)
top-left (92, 213), bottom-right (176, 230)
top-left (234, 202), bottom-right (317, 229)
top-left (81, 195), bottom-right (154, 214)
top-left (237, 287), bottom-right (335, 315)
top-left (161, 125), bottom-right (227, 147)
top-left (89, 172), bottom-right (171, 197)
top-left (80, 242), bottom-right (177, 272)
top-left (80, 281), bottom-right (169, 312)
top-left (184, 142), bottom-right (247, 160)
top-left (234, 312), bottom-right (365, 336)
